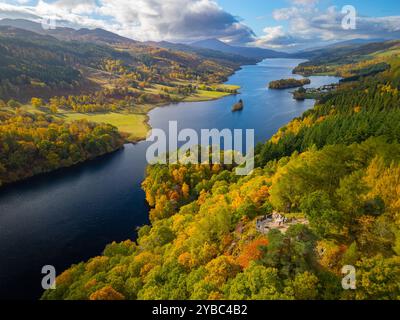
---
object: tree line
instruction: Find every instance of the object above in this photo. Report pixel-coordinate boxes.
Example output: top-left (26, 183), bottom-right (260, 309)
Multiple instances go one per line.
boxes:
top-left (0, 109), bottom-right (124, 186)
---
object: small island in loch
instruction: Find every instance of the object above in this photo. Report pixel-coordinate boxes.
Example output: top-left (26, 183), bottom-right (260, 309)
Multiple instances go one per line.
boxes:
top-left (268, 78), bottom-right (311, 89)
top-left (232, 99), bottom-right (244, 112)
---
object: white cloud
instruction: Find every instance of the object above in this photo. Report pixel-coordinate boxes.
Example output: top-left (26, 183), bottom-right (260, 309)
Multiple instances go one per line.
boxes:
top-left (49, 0), bottom-right (97, 15)
top-left (1, 0), bottom-right (399, 50)
top-left (291, 0), bottom-right (319, 7)
top-left (255, 26), bottom-right (295, 48)
top-left (94, 0), bottom-right (255, 43)
top-left (258, 4), bottom-right (400, 50)
top-left (0, 0), bottom-right (255, 44)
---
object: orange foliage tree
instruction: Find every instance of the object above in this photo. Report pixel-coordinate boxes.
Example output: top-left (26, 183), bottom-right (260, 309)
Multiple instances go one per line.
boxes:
top-left (89, 286), bottom-right (125, 300)
top-left (236, 238), bottom-right (269, 269)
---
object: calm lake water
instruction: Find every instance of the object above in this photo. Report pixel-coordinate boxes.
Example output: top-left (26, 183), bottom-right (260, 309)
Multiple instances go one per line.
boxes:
top-left (0, 59), bottom-right (340, 299)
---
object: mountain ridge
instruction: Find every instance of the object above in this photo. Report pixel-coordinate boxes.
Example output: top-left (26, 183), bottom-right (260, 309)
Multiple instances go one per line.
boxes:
top-left (0, 19), bottom-right (290, 59)
top-left (191, 38), bottom-right (290, 59)
top-left (0, 18), bottom-right (137, 45)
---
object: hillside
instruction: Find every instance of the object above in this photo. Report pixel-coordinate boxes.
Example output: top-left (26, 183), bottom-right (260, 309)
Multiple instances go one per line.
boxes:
top-left (42, 50), bottom-right (400, 300)
top-left (0, 26), bottom-right (132, 100)
top-left (293, 40), bottom-right (400, 77)
top-left (0, 25), bottom-right (241, 102)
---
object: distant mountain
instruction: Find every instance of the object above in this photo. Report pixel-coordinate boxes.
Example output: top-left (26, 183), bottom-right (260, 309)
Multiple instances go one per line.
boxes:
top-left (304, 39), bottom-right (386, 52)
top-left (330, 38), bottom-right (387, 47)
top-left (145, 40), bottom-right (258, 66)
top-left (0, 18), bottom-right (136, 45)
top-left (0, 19), bottom-right (288, 61)
top-left (294, 38), bottom-right (389, 59)
top-left (0, 18), bottom-right (45, 33)
top-left (292, 39), bottom-right (400, 76)
top-left (191, 39), bottom-right (234, 53)
top-left (191, 38), bottom-right (290, 59)
top-left (294, 39), bottom-right (398, 61)
top-left (61, 28), bottom-right (136, 45)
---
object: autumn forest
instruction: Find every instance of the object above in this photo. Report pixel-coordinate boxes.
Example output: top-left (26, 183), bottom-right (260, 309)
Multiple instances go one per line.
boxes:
top-left (0, 9), bottom-right (399, 303)
top-left (43, 44), bottom-right (400, 300)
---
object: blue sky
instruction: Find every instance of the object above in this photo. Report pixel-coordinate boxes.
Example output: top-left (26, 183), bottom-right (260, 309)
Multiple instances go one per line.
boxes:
top-left (218, 0), bottom-right (400, 36)
top-left (0, 0), bottom-right (399, 50)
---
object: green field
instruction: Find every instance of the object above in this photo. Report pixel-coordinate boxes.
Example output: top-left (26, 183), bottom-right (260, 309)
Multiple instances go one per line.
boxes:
top-left (14, 105), bottom-right (150, 142)
top-left (183, 90), bottom-right (232, 101)
top-left (183, 84), bottom-right (240, 102)
top-left (59, 112), bottom-right (150, 142)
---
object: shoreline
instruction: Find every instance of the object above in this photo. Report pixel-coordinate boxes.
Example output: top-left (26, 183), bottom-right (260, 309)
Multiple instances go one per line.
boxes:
top-left (119, 64), bottom-right (251, 144)
top-left (0, 83), bottom-right (242, 188)
top-left (127, 88), bottom-right (241, 144)
top-left (0, 144), bottom-right (125, 190)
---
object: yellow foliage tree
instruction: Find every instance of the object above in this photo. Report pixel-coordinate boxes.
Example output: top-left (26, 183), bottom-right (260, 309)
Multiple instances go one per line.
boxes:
top-left (31, 97), bottom-right (43, 109)
top-left (182, 182), bottom-right (190, 198)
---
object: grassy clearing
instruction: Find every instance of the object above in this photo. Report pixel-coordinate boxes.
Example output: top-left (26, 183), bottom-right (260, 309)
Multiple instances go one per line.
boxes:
top-left (183, 90), bottom-right (231, 102)
top-left (218, 84), bottom-right (241, 91)
top-left (59, 112), bottom-right (150, 142)
top-left (15, 105), bottom-right (150, 142)
top-left (183, 84), bottom-right (240, 102)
